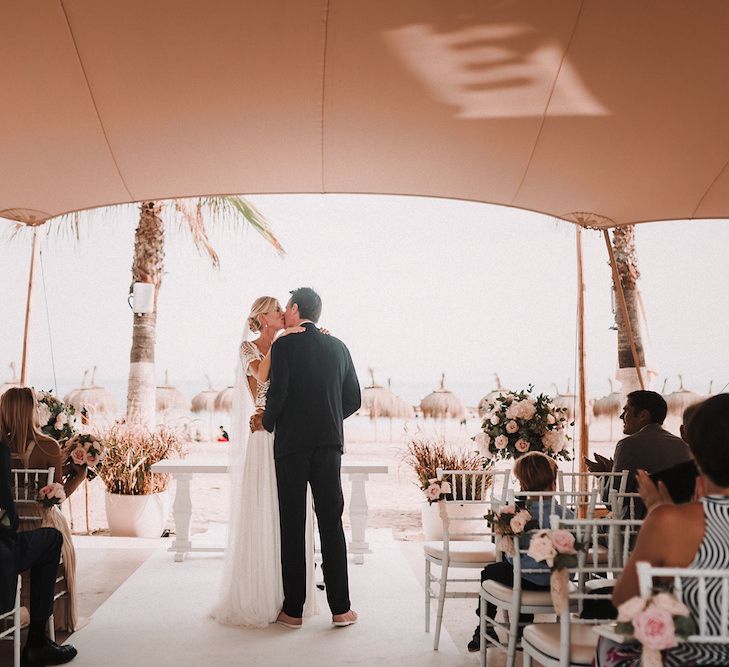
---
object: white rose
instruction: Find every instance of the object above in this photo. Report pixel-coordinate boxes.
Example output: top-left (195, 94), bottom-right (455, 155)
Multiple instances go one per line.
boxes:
top-left (509, 515), bottom-right (528, 533)
top-left (542, 430), bottom-right (565, 453)
top-left (506, 420), bottom-right (518, 434)
top-left (473, 432), bottom-right (491, 449)
top-left (527, 531), bottom-right (557, 566)
top-left (494, 435), bottom-right (509, 449)
top-left (440, 481), bottom-right (452, 494)
top-left (490, 415), bottom-right (500, 425)
top-left (547, 413), bottom-right (556, 425)
top-left (37, 404), bottom-right (52, 426)
top-left (617, 596), bottom-right (648, 623)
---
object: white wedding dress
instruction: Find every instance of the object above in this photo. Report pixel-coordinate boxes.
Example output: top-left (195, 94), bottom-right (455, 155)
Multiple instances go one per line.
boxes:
top-left (212, 339), bottom-right (318, 627)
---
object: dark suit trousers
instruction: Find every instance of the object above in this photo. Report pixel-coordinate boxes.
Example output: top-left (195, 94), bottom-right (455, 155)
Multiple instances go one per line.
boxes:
top-left (275, 446), bottom-right (350, 617)
top-left (15, 528), bottom-right (63, 625)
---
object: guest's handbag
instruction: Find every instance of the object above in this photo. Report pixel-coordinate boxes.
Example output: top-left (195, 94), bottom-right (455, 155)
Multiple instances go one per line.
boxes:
top-left (649, 460), bottom-right (699, 504)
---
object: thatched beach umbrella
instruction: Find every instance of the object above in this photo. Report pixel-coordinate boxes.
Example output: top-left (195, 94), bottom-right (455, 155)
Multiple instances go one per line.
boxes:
top-left (191, 375), bottom-right (220, 440)
top-left (477, 373), bottom-right (507, 418)
top-left (593, 378), bottom-right (623, 440)
top-left (362, 369), bottom-right (398, 419)
top-left (156, 370), bottom-right (187, 414)
top-left (67, 367), bottom-right (119, 420)
top-left (420, 373), bottom-right (464, 420)
top-left (553, 380), bottom-right (576, 421)
top-left (63, 369), bottom-right (89, 406)
top-left (214, 386), bottom-right (235, 414)
top-left (665, 375), bottom-right (703, 418)
top-left (0, 362), bottom-right (21, 397)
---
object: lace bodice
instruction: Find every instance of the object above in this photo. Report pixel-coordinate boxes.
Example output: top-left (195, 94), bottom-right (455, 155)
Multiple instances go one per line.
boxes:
top-left (241, 341), bottom-right (269, 408)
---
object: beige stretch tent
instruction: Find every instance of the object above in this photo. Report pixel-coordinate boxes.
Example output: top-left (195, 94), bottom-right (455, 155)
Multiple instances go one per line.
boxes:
top-left (2, 0), bottom-right (729, 227)
top-left (2, 2), bottom-right (729, 467)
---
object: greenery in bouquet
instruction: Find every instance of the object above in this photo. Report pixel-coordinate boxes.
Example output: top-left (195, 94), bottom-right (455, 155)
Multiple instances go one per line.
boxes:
top-left (474, 386), bottom-right (572, 461)
top-left (402, 432), bottom-right (490, 502)
top-left (35, 390), bottom-right (84, 445)
top-left (96, 423), bottom-right (190, 495)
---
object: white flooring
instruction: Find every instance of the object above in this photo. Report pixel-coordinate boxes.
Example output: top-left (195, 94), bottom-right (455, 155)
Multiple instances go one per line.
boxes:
top-left (65, 528), bottom-right (505, 667)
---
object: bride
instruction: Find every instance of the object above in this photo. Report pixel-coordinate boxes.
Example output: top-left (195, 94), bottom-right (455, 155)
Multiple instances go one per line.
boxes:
top-left (212, 296), bottom-right (319, 627)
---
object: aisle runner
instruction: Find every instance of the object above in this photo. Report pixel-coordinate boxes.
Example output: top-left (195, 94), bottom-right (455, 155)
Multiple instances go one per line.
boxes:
top-left (68, 529), bottom-right (468, 667)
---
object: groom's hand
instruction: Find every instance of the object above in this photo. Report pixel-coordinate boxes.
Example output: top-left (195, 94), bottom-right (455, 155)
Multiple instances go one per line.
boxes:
top-left (250, 412), bottom-right (264, 433)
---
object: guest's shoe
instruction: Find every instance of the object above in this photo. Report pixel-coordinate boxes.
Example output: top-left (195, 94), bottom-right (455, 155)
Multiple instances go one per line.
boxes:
top-left (275, 611), bottom-right (302, 629)
top-left (22, 638), bottom-right (78, 665)
top-left (467, 625), bottom-right (498, 652)
top-left (332, 610), bottom-right (358, 627)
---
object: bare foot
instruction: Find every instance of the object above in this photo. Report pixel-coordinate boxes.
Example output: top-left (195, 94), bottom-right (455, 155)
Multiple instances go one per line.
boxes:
top-left (276, 611), bottom-right (303, 629)
top-left (332, 610), bottom-right (358, 627)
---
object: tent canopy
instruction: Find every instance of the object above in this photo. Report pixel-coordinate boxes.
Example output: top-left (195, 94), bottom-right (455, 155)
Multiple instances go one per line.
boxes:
top-left (2, 1), bottom-right (729, 227)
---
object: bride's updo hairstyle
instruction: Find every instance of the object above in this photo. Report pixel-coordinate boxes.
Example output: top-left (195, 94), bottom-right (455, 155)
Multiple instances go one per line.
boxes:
top-left (247, 296), bottom-right (279, 333)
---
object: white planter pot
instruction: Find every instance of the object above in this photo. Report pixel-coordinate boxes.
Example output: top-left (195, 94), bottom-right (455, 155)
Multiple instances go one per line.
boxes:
top-left (104, 490), bottom-right (170, 538)
top-left (420, 501), bottom-right (489, 541)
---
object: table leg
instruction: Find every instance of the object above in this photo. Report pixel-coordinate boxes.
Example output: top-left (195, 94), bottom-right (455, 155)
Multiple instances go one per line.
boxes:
top-left (347, 473), bottom-right (370, 565)
top-left (170, 473), bottom-right (192, 562)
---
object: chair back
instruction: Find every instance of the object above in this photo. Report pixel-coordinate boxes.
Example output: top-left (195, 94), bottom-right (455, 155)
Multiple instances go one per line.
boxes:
top-left (11, 467), bottom-right (54, 524)
top-left (509, 490), bottom-right (598, 526)
top-left (435, 468), bottom-right (510, 542)
top-left (558, 469), bottom-right (628, 500)
top-left (637, 561), bottom-right (729, 645)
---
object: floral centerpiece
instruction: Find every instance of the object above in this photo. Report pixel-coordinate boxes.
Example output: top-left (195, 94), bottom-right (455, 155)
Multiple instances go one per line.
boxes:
top-left (66, 433), bottom-right (105, 481)
top-left (474, 387), bottom-right (571, 461)
top-left (615, 592), bottom-right (697, 667)
top-left (527, 528), bottom-right (586, 612)
top-left (485, 503), bottom-right (536, 555)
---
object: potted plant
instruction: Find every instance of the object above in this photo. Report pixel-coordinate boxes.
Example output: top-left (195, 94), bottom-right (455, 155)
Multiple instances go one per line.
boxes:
top-left (402, 433), bottom-right (489, 540)
top-left (96, 424), bottom-right (189, 537)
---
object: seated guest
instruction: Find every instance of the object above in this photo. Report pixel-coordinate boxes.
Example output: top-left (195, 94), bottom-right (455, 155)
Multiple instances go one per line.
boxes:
top-left (595, 394), bottom-right (729, 666)
top-left (1, 431), bottom-right (78, 664)
top-left (586, 390), bottom-right (692, 517)
top-left (467, 452), bottom-right (574, 652)
top-left (0, 388), bottom-right (85, 632)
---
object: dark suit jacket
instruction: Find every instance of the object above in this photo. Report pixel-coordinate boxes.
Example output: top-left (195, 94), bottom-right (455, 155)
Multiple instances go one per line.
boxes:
top-left (262, 323), bottom-right (361, 459)
top-left (1, 442), bottom-right (19, 613)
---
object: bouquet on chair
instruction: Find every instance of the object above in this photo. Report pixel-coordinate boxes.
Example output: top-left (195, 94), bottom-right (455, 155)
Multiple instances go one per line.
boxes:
top-left (527, 529), bottom-right (586, 613)
top-left (485, 504), bottom-right (536, 555)
top-left (615, 592), bottom-right (697, 667)
top-left (37, 482), bottom-right (66, 508)
top-left (65, 432), bottom-right (105, 481)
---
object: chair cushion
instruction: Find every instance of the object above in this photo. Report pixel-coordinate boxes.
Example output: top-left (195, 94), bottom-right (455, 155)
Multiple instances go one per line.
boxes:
top-left (522, 622), bottom-right (598, 665)
top-left (481, 580), bottom-right (558, 606)
top-left (423, 541), bottom-right (497, 564)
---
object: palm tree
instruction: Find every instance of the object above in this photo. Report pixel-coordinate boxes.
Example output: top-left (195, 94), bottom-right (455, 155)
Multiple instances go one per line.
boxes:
top-left (126, 197), bottom-right (283, 426)
top-left (611, 225), bottom-right (645, 387)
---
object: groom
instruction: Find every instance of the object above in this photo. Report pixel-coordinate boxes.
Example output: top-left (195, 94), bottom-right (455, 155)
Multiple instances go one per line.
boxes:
top-left (252, 287), bottom-right (361, 628)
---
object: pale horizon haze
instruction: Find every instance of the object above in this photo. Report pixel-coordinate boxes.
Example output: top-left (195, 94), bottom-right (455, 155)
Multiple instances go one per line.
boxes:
top-left (1, 195), bottom-right (727, 407)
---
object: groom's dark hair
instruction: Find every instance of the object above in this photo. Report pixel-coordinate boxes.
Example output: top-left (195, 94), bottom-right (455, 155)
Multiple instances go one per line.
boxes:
top-left (289, 287), bottom-right (322, 323)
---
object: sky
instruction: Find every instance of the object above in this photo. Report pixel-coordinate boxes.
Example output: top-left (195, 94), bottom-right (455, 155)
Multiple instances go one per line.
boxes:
top-left (1, 195), bottom-right (727, 407)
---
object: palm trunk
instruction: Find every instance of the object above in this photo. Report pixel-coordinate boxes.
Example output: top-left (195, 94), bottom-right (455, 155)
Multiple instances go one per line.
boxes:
top-left (611, 225), bottom-right (646, 391)
top-left (126, 202), bottom-right (164, 426)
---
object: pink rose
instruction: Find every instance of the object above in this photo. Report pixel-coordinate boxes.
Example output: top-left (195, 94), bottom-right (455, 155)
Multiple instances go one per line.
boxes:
top-left (506, 420), bottom-right (518, 434)
top-left (546, 413), bottom-right (556, 425)
top-left (633, 605), bottom-right (678, 651)
top-left (71, 447), bottom-right (87, 466)
top-left (653, 593), bottom-right (690, 617)
top-left (39, 485), bottom-right (54, 499)
top-left (498, 504), bottom-right (516, 515)
top-left (617, 596), bottom-right (647, 623)
top-left (425, 483), bottom-right (441, 501)
top-left (542, 430), bottom-right (565, 453)
top-left (515, 438), bottom-right (530, 453)
top-left (527, 531), bottom-right (556, 567)
top-left (494, 435), bottom-right (508, 449)
top-left (85, 452), bottom-right (99, 467)
top-left (550, 529), bottom-right (576, 554)
top-left (509, 515), bottom-right (528, 533)
top-left (516, 509), bottom-right (532, 523)
top-left (474, 432), bottom-right (490, 449)
top-left (490, 415), bottom-right (500, 425)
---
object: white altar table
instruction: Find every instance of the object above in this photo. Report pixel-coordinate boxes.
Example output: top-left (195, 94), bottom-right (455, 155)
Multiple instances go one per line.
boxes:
top-left (151, 459), bottom-right (388, 564)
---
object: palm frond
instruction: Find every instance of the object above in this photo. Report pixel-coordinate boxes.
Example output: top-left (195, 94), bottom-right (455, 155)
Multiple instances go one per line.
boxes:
top-left (172, 200), bottom-right (220, 268)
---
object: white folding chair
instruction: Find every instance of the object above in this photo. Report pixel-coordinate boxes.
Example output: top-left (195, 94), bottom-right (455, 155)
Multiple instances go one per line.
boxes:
top-left (558, 470), bottom-right (628, 506)
top-left (0, 576), bottom-right (22, 667)
top-left (11, 467), bottom-right (66, 640)
top-left (424, 468), bottom-right (510, 650)
top-left (479, 490), bottom-right (597, 667)
top-left (521, 515), bottom-right (643, 667)
top-left (636, 561), bottom-right (729, 664)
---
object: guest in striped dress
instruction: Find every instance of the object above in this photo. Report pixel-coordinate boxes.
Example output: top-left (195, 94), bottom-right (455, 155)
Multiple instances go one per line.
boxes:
top-left (595, 393), bottom-right (729, 666)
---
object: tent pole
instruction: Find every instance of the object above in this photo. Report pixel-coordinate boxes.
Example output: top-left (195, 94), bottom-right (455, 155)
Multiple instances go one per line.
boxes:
top-left (575, 228), bottom-right (589, 482)
top-left (20, 229), bottom-right (40, 385)
top-left (602, 230), bottom-right (645, 390)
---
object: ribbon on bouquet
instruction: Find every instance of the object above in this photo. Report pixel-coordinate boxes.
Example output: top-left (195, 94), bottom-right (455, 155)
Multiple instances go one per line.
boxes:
top-left (641, 647), bottom-right (663, 667)
top-left (550, 568), bottom-right (569, 615)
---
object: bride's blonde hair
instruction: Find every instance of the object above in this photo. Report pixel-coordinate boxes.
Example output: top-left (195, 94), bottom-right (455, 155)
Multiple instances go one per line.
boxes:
top-left (247, 296), bottom-right (280, 333)
top-left (0, 387), bottom-right (58, 462)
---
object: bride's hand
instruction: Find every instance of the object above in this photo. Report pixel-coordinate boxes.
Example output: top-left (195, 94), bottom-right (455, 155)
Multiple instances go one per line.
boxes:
top-left (277, 326), bottom-right (305, 338)
top-left (320, 327), bottom-right (331, 336)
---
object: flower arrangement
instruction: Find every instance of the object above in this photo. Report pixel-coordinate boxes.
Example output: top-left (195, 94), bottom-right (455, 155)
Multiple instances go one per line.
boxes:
top-left (527, 528), bottom-right (586, 612)
top-left (96, 424), bottom-right (189, 495)
top-left (485, 503), bottom-right (536, 555)
top-left (616, 592), bottom-right (697, 666)
top-left (65, 432), bottom-right (105, 481)
top-left (402, 433), bottom-right (490, 501)
top-left (36, 390), bottom-right (83, 445)
top-left (475, 387), bottom-right (571, 461)
top-left (37, 482), bottom-right (66, 508)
